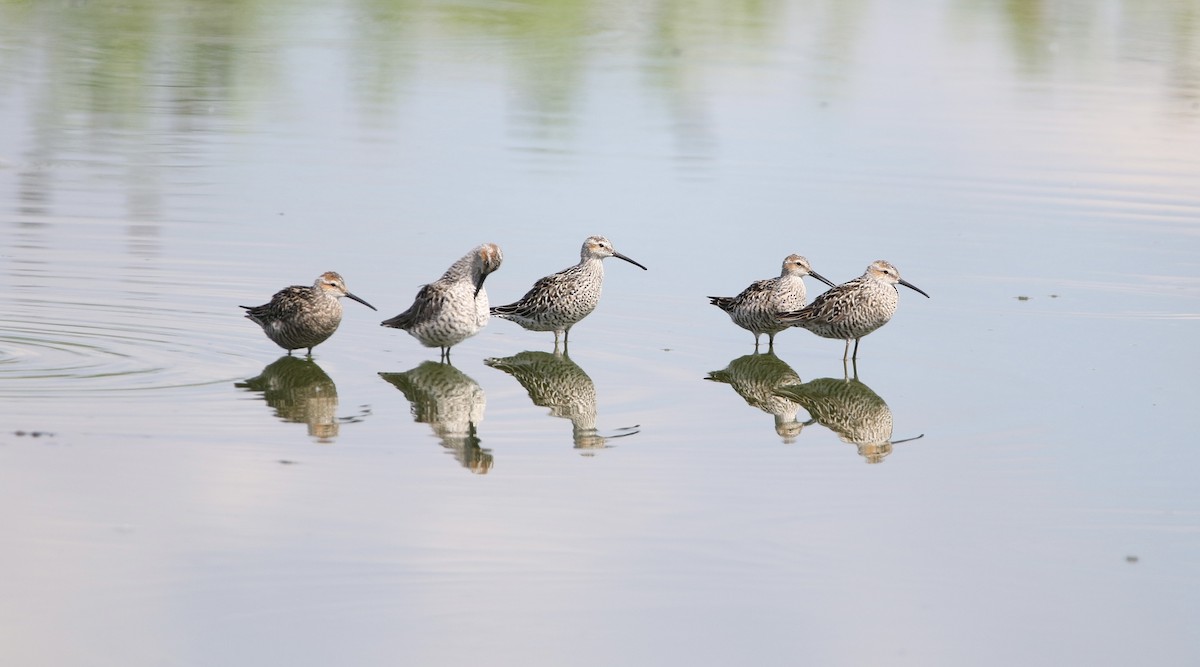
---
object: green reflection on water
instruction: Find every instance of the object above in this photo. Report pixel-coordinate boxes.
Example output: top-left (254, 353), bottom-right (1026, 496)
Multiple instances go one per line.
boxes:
top-left (238, 354), bottom-right (344, 442)
top-left (706, 351), bottom-right (807, 443)
top-left (0, 0), bottom-right (286, 118)
top-left (776, 366), bottom-right (925, 464)
top-left (487, 349), bottom-right (630, 452)
top-left (950, 0), bottom-right (1200, 100)
top-left (3, 0), bottom-right (1196, 125)
top-left (379, 360), bottom-right (493, 473)
top-left (1, 0), bottom-right (1196, 219)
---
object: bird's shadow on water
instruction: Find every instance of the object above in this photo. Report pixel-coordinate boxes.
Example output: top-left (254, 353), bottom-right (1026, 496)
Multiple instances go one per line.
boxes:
top-left (707, 353), bottom-right (924, 462)
top-left (236, 355), bottom-right (368, 443)
top-left (485, 349), bottom-right (639, 455)
top-left (774, 360), bottom-right (924, 464)
top-left (705, 351), bottom-right (810, 443)
top-left (378, 361), bottom-right (493, 474)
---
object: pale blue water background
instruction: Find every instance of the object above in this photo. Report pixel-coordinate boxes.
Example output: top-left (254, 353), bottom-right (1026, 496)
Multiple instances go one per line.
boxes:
top-left (1, 1), bottom-right (1198, 665)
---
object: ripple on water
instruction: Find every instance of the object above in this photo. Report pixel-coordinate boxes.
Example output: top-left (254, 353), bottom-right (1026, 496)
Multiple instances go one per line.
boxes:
top-left (0, 216), bottom-right (271, 400)
top-left (0, 309), bottom-right (250, 397)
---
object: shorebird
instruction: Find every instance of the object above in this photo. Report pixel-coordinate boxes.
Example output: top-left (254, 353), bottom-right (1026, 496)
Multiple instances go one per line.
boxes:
top-left (381, 243), bottom-right (503, 361)
top-left (491, 235), bottom-right (647, 349)
top-left (241, 271), bottom-right (376, 356)
top-left (777, 260), bottom-right (929, 360)
top-left (708, 254), bottom-right (836, 350)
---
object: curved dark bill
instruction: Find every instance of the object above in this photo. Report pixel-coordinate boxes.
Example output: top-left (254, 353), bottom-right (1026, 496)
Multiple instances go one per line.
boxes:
top-left (898, 279), bottom-right (930, 298)
top-left (473, 273), bottom-right (490, 298)
top-left (891, 433), bottom-right (926, 445)
top-left (346, 292), bottom-right (378, 310)
top-left (614, 251), bottom-right (648, 271)
top-left (809, 270), bottom-right (838, 288)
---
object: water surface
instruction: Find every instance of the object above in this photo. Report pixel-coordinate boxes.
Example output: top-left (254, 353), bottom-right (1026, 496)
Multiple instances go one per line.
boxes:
top-left (2, 1), bottom-right (1198, 665)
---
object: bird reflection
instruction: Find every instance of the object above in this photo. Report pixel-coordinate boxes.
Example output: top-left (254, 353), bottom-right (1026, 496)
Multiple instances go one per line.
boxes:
top-left (379, 361), bottom-right (492, 474)
top-left (236, 355), bottom-right (350, 442)
top-left (485, 350), bottom-right (638, 453)
top-left (705, 352), bottom-right (808, 443)
top-left (775, 366), bottom-right (922, 463)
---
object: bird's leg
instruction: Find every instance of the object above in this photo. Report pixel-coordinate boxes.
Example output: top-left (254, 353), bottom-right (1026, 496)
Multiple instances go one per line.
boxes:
top-left (842, 356), bottom-right (860, 381)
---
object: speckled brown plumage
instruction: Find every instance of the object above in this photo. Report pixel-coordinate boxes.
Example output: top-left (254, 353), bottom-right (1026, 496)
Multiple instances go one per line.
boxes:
top-left (381, 243), bottom-right (503, 361)
top-left (777, 260), bottom-right (929, 360)
top-left (242, 271), bottom-right (376, 356)
top-left (708, 254), bottom-right (836, 350)
top-left (491, 235), bottom-right (647, 349)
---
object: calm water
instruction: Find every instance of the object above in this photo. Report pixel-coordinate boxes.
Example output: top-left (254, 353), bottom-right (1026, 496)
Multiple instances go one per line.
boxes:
top-left (2, 0), bottom-right (1199, 664)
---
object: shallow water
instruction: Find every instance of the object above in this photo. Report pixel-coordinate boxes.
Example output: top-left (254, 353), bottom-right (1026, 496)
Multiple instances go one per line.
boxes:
top-left (2, 1), bottom-right (1199, 665)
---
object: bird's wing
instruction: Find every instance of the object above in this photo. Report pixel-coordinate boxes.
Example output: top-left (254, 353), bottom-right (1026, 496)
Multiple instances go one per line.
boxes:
top-left (382, 283), bottom-right (447, 329)
top-left (493, 270), bottom-right (573, 317)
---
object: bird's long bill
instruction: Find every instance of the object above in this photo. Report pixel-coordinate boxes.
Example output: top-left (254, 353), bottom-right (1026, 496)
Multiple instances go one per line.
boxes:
top-left (473, 273), bottom-right (489, 298)
top-left (898, 279), bottom-right (930, 298)
top-left (614, 251), bottom-right (648, 271)
top-left (809, 270), bottom-right (838, 288)
top-left (346, 292), bottom-right (378, 310)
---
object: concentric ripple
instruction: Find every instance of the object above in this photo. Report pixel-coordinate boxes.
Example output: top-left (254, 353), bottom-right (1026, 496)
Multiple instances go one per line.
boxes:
top-left (0, 217), bottom-right (272, 399)
top-left (0, 304), bottom-right (253, 396)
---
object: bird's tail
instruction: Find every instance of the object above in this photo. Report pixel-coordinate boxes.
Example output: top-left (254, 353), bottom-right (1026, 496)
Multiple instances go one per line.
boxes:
top-left (707, 296), bottom-right (734, 311)
top-left (489, 304), bottom-right (517, 318)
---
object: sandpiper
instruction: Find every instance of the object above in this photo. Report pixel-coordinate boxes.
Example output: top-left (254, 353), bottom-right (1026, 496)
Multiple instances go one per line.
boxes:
top-left (491, 235), bottom-right (647, 349)
top-left (381, 243), bottom-right (503, 361)
top-left (708, 254), bottom-right (836, 350)
top-left (777, 259), bottom-right (928, 360)
top-left (241, 271), bottom-right (376, 356)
